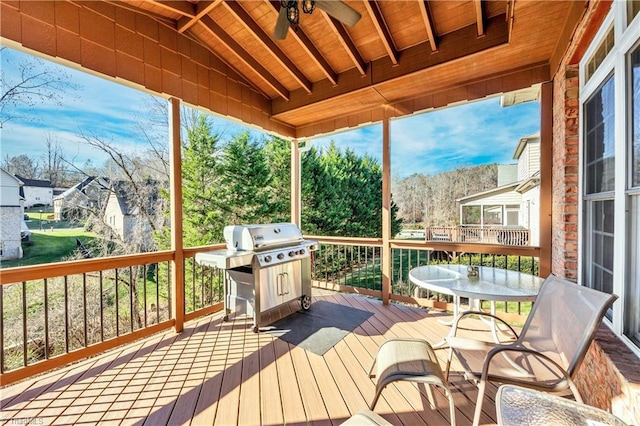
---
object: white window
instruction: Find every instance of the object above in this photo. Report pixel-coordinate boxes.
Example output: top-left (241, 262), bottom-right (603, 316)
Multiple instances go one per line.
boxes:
top-left (580, 3), bottom-right (640, 353)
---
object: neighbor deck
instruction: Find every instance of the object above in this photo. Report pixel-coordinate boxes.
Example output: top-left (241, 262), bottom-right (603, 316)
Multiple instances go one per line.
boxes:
top-left (0, 290), bottom-right (499, 425)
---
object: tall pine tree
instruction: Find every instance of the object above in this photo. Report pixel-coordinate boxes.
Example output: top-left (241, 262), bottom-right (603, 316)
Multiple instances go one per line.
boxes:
top-left (181, 114), bottom-right (225, 246)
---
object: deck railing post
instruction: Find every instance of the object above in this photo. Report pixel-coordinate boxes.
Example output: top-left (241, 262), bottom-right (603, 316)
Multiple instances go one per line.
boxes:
top-left (382, 115), bottom-right (392, 305)
top-left (169, 97), bottom-right (185, 332)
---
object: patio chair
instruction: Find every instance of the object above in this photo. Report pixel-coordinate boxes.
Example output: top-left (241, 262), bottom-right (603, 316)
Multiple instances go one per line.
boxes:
top-left (443, 274), bottom-right (617, 426)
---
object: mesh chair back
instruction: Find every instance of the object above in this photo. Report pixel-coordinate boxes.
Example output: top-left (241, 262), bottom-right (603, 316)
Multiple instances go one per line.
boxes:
top-left (517, 275), bottom-right (617, 376)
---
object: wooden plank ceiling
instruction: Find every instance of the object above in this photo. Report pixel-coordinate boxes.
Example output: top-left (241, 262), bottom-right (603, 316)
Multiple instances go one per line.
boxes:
top-left (111, 0), bottom-right (583, 136)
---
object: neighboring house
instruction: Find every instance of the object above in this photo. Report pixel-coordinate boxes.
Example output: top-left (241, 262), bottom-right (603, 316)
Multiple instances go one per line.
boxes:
top-left (0, 168), bottom-right (24, 260)
top-left (103, 180), bottom-right (159, 247)
top-left (457, 133), bottom-right (540, 245)
top-left (15, 175), bottom-right (54, 208)
top-left (53, 177), bottom-right (110, 221)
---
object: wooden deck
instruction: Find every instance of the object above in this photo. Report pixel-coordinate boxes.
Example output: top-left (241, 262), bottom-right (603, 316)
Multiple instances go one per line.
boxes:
top-left (0, 290), bottom-right (499, 425)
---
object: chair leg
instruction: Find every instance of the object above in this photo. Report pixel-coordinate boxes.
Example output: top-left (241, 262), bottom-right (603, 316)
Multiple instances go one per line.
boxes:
top-left (369, 387), bottom-right (383, 410)
top-left (472, 379), bottom-right (487, 426)
top-left (368, 357), bottom-right (377, 378)
top-left (446, 389), bottom-right (456, 426)
top-left (444, 348), bottom-right (453, 380)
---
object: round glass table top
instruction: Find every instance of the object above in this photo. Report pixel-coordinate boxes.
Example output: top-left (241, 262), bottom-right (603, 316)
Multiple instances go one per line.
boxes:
top-left (409, 264), bottom-right (544, 302)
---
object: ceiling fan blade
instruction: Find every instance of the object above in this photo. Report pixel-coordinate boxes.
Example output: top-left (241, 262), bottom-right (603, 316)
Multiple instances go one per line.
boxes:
top-left (273, 6), bottom-right (290, 40)
top-left (316, 1), bottom-right (361, 27)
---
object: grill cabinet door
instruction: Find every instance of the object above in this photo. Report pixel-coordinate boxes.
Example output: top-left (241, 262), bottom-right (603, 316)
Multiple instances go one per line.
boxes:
top-left (259, 262), bottom-right (301, 311)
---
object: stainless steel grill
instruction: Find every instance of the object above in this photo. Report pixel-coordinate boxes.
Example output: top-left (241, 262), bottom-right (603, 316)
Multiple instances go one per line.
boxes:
top-left (195, 223), bottom-right (318, 332)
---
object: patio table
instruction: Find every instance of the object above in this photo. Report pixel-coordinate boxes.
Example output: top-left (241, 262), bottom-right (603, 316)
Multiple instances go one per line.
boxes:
top-left (496, 385), bottom-right (628, 426)
top-left (408, 264), bottom-right (543, 345)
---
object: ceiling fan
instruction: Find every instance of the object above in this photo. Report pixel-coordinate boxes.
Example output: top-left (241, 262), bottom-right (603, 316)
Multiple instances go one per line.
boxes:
top-left (273, 0), bottom-right (362, 40)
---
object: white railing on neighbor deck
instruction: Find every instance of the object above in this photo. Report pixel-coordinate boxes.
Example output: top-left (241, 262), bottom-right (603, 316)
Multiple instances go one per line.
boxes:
top-left (425, 226), bottom-right (530, 246)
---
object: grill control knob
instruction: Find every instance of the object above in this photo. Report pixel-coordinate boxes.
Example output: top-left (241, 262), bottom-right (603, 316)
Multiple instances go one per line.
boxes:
top-left (277, 253), bottom-right (285, 260)
top-left (298, 248), bottom-right (306, 255)
top-left (264, 255), bottom-right (272, 263)
top-left (288, 251), bottom-right (295, 257)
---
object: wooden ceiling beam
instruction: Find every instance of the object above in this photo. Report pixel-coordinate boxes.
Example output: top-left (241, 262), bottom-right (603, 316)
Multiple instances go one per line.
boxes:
top-left (475, 0), bottom-right (485, 37)
top-left (418, 1), bottom-right (438, 53)
top-left (363, 1), bottom-right (398, 65)
top-left (267, 1), bottom-right (337, 85)
top-left (177, 1), bottom-right (223, 34)
top-left (145, 1), bottom-right (196, 18)
top-left (223, 1), bottom-right (312, 93)
top-left (322, 14), bottom-right (367, 76)
top-left (272, 13), bottom-right (509, 116)
top-left (198, 15), bottom-right (290, 101)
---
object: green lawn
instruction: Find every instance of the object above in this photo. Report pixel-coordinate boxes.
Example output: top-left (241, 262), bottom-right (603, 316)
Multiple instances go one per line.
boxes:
top-left (1, 229), bottom-right (95, 268)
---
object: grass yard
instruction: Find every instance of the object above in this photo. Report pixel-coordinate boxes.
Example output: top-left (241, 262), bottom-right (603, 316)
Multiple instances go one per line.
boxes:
top-left (1, 229), bottom-right (95, 268)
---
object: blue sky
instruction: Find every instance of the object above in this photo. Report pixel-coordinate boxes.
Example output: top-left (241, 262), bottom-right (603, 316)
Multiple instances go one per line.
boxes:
top-left (1, 47), bottom-right (540, 177)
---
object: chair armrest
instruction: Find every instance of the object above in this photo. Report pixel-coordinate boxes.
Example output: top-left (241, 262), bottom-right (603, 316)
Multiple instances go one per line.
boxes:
top-left (450, 310), bottom-right (519, 341)
top-left (482, 346), bottom-right (574, 390)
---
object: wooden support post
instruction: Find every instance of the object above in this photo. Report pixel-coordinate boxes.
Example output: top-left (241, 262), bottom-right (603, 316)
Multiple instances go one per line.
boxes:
top-left (291, 139), bottom-right (301, 226)
top-left (382, 116), bottom-right (392, 305)
top-left (539, 82), bottom-right (553, 277)
top-left (169, 98), bottom-right (184, 332)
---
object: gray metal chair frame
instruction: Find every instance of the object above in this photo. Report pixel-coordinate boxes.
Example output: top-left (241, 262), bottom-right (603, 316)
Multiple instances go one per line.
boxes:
top-left (369, 338), bottom-right (456, 426)
top-left (444, 274), bottom-right (618, 426)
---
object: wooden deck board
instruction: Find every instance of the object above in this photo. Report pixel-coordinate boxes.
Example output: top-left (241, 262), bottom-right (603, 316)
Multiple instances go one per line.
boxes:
top-left (0, 290), bottom-right (499, 425)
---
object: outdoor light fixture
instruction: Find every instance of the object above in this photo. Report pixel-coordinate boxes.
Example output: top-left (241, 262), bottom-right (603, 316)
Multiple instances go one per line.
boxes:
top-left (280, 0), bottom-right (316, 29)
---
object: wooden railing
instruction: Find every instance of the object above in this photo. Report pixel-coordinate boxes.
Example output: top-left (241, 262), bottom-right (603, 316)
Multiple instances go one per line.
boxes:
top-left (310, 236), bottom-right (540, 318)
top-left (425, 226), bottom-right (530, 246)
top-left (0, 246), bottom-right (227, 385)
top-left (0, 238), bottom-right (541, 385)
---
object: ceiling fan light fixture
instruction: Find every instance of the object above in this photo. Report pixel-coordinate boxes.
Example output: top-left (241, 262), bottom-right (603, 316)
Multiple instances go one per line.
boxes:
top-left (302, 0), bottom-right (316, 14)
top-left (285, 1), bottom-right (299, 27)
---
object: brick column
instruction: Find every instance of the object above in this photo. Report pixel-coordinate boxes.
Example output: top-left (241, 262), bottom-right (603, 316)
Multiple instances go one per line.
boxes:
top-left (551, 64), bottom-right (580, 279)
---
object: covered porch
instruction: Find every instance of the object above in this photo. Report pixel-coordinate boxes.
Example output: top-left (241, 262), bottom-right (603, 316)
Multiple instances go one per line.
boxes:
top-left (1, 0), bottom-right (638, 424)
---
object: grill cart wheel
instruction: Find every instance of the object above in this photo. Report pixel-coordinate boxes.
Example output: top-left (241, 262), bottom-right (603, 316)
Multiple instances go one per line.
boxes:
top-left (300, 295), bottom-right (312, 310)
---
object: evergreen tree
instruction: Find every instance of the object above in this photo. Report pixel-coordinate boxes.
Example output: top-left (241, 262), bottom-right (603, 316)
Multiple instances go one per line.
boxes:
top-left (301, 142), bottom-right (402, 238)
top-left (219, 131), bottom-right (274, 225)
top-left (180, 114), bottom-right (225, 246)
top-left (262, 136), bottom-right (291, 222)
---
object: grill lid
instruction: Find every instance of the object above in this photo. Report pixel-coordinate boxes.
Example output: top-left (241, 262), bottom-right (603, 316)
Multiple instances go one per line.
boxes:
top-left (224, 223), bottom-right (304, 251)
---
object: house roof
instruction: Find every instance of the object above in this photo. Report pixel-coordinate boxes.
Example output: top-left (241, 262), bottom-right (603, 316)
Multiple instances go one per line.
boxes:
top-left (513, 132), bottom-right (541, 160)
top-left (14, 175), bottom-right (53, 188)
top-left (1, 1), bottom-right (587, 140)
top-left (457, 181), bottom-right (520, 203)
top-left (54, 177), bottom-right (110, 201)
